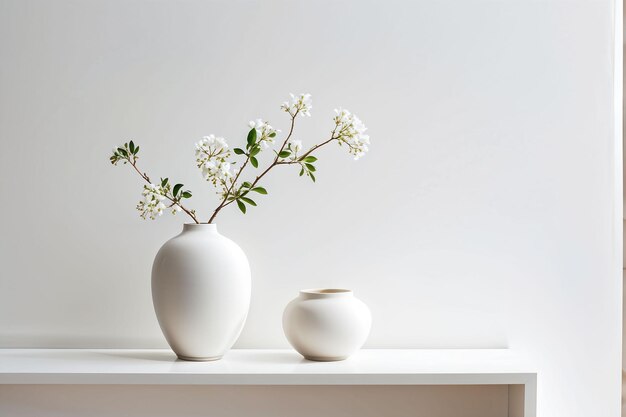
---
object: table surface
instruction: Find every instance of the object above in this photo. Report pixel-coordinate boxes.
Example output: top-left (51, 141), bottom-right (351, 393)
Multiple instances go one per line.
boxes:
top-left (0, 348), bottom-right (536, 385)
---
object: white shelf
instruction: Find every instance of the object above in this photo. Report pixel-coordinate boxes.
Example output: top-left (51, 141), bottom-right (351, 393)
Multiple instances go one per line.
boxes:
top-left (0, 348), bottom-right (534, 385)
top-left (0, 349), bottom-right (536, 416)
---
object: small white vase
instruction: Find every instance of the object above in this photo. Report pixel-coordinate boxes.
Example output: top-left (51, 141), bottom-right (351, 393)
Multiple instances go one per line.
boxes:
top-left (282, 289), bottom-right (371, 361)
top-left (152, 223), bottom-right (251, 361)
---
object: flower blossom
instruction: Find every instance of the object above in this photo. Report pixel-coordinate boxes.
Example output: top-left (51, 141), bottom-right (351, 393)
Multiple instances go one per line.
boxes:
top-left (195, 135), bottom-right (234, 190)
top-left (196, 134), bottom-right (228, 154)
top-left (248, 119), bottom-right (280, 149)
top-left (290, 140), bottom-right (303, 153)
top-left (136, 183), bottom-right (167, 220)
top-left (281, 93), bottom-right (312, 117)
top-left (333, 108), bottom-right (370, 160)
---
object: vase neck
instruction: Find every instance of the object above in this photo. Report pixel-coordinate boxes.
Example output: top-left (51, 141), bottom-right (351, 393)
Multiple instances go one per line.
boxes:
top-left (182, 223), bottom-right (218, 234)
top-left (299, 289), bottom-right (353, 300)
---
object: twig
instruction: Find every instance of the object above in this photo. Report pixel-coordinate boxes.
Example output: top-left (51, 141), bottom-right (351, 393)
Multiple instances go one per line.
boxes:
top-left (129, 160), bottom-right (199, 224)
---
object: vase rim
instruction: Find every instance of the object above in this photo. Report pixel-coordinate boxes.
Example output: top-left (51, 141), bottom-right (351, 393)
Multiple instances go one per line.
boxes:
top-left (182, 223), bottom-right (218, 232)
top-left (300, 288), bottom-right (353, 299)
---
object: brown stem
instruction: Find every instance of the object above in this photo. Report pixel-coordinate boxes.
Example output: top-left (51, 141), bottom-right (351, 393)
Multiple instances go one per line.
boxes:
top-left (207, 113), bottom-right (299, 223)
top-left (220, 134), bottom-right (338, 211)
top-left (207, 155), bottom-right (251, 223)
top-left (276, 113), bottom-right (298, 156)
top-left (129, 160), bottom-right (199, 224)
top-left (207, 114), bottom-right (341, 222)
top-left (297, 136), bottom-right (337, 161)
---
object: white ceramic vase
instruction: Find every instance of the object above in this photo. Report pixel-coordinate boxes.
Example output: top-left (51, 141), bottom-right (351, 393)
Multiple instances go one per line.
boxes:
top-left (152, 223), bottom-right (251, 361)
top-left (282, 289), bottom-right (371, 361)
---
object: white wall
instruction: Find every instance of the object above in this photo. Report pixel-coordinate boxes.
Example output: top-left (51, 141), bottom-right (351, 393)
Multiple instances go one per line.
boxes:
top-left (0, 0), bottom-right (621, 415)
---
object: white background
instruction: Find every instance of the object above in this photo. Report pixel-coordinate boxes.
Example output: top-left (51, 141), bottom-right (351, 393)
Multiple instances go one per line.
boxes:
top-left (0, 0), bottom-right (621, 415)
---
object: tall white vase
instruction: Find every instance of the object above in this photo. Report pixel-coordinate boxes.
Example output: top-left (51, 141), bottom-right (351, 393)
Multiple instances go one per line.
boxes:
top-left (151, 223), bottom-right (251, 361)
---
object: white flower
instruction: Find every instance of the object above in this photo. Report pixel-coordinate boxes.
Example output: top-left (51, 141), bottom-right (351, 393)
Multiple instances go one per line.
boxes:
top-left (200, 159), bottom-right (232, 181)
top-left (249, 119), bottom-right (263, 129)
top-left (248, 119), bottom-right (280, 149)
top-left (136, 184), bottom-right (170, 220)
top-left (195, 134), bottom-right (228, 155)
top-left (195, 134), bottom-right (233, 194)
top-left (220, 162), bottom-right (232, 177)
top-left (291, 140), bottom-right (303, 153)
top-left (281, 93), bottom-right (312, 117)
top-left (333, 108), bottom-right (369, 160)
top-left (215, 136), bottom-right (228, 150)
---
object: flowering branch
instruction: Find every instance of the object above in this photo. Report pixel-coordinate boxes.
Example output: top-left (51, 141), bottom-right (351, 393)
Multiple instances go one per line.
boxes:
top-left (110, 93), bottom-right (369, 224)
top-left (110, 142), bottom-right (199, 223)
top-left (207, 111), bottom-right (298, 223)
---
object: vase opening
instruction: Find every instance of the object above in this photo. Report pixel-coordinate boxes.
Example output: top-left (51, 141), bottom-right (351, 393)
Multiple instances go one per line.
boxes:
top-left (182, 223), bottom-right (218, 233)
top-left (300, 288), bottom-right (353, 299)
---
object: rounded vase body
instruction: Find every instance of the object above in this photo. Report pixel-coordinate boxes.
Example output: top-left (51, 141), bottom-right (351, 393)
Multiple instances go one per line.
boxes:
top-left (282, 289), bottom-right (371, 361)
top-left (152, 223), bottom-right (251, 361)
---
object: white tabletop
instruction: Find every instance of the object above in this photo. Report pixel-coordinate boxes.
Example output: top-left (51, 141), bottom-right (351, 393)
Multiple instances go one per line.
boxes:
top-left (0, 348), bottom-right (535, 385)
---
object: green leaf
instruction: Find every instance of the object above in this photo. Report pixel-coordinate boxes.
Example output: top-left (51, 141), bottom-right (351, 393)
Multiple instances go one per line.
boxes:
top-left (299, 168), bottom-right (304, 176)
top-left (182, 191), bottom-right (192, 198)
top-left (234, 148), bottom-right (245, 155)
top-left (134, 146), bottom-right (140, 154)
top-left (278, 151), bottom-right (291, 158)
top-left (250, 156), bottom-right (259, 168)
top-left (305, 163), bottom-right (316, 172)
top-left (303, 156), bottom-right (317, 163)
top-left (236, 200), bottom-right (246, 214)
top-left (173, 184), bottom-right (183, 197)
top-left (269, 132), bottom-right (277, 138)
top-left (250, 147), bottom-right (261, 157)
top-left (310, 172), bottom-right (316, 182)
top-left (129, 141), bottom-right (135, 154)
top-left (247, 128), bottom-right (257, 146)
top-left (119, 149), bottom-right (128, 157)
top-left (242, 182), bottom-right (252, 188)
top-left (251, 187), bottom-right (267, 194)
top-left (161, 178), bottom-right (169, 187)
top-left (240, 197), bottom-right (257, 206)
